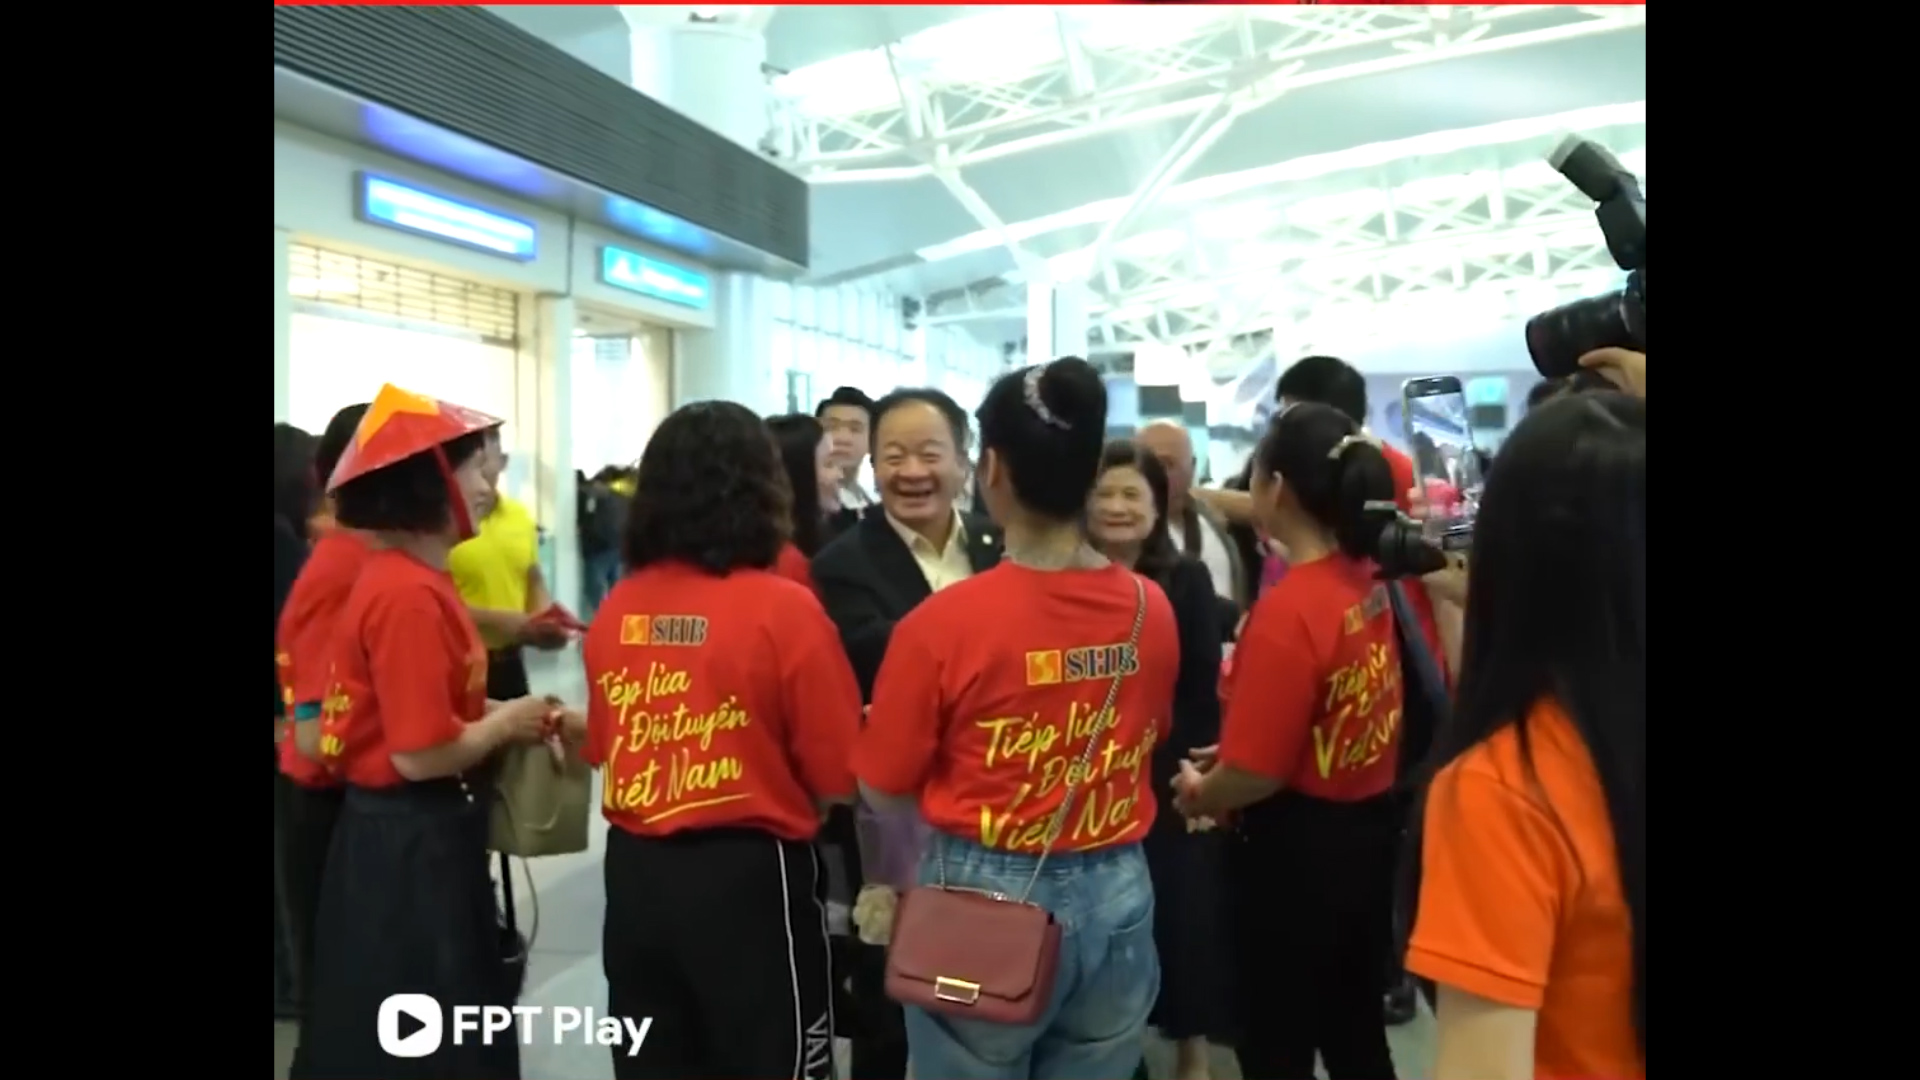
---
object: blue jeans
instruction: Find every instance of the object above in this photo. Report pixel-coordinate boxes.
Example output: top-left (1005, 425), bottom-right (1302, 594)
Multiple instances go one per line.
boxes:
top-left (904, 833), bottom-right (1158, 1080)
top-left (581, 550), bottom-right (622, 621)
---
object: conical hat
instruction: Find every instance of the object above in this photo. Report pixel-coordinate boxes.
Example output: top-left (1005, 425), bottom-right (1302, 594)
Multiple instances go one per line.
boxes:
top-left (325, 383), bottom-right (503, 493)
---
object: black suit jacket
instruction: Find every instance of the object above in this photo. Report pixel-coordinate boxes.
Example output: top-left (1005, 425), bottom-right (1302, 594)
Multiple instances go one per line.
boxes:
top-left (811, 507), bottom-right (1002, 700)
top-left (1162, 557), bottom-right (1225, 760)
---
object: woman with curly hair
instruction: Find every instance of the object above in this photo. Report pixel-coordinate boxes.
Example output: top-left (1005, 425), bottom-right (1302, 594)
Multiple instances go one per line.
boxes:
top-left (582, 401), bottom-right (864, 1080)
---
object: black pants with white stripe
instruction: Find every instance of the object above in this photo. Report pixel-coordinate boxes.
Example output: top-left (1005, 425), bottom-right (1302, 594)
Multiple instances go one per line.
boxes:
top-left (604, 826), bottom-right (835, 1080)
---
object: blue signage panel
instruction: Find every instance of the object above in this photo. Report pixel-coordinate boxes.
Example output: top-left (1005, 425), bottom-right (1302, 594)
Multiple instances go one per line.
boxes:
top-left (600, 246), bottom-right (710, 309)
top-left (355, 173), bottom-right (538, 261)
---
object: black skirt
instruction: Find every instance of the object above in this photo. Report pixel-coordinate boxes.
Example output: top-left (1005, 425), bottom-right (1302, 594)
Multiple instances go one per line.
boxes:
top-left (292, 778), bottom-right (519, 1080)
top-left (1142, 792), bottom-right (1234, 1043)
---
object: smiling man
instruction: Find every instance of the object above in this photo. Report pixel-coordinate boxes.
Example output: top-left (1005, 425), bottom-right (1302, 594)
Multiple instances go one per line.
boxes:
top-left (809, 387), bottom-right (1003, 1080)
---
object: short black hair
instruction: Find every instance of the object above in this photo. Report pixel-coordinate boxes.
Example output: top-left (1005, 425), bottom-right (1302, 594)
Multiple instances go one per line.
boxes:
top-left (1253, 401), bottom-right (1395, 561)
top-left (815, 386), bottom-right (874, 418)
top-left (274, 423), bottom-right (318, 530)
top-left (1097, 440), bottom-right (1181, 584)
top-left (1525, 377), bottom-right (1568, 411)
top-left (977, 358), bottom-right (1107, 520)
top-left (333, 431), bottom-right (488, 534)
top-left (1275, 355), bottom-right (1368, 425)
top-left (869, 387), bottom-right (970, 455)
top-left (766, 413), bottom-right (827, 557)
top-left (623, 401), bottom-right (788, 575)
top-left (316, 403), bottom-right (371, 489)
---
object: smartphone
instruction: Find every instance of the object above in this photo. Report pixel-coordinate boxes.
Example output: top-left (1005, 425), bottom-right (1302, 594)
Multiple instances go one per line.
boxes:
top-left (1400, 376), bottom-right (1486, 552)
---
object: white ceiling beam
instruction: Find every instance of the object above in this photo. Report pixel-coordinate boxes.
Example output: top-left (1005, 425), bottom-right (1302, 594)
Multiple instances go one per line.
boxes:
top-left (774, 5), bottom-right (1643, 180)
top-left (923, 146), bottom-right (1643, 373)
top-left (1084, 77), bottom-right (1283, 288)
top-left (883, 42), bottom-right (1043, 276)
top-left (906, 101), bottom-right (1643, 267)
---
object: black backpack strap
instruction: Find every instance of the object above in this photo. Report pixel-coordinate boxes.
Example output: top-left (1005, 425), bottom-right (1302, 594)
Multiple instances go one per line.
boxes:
top-left (498, 851), bottom-right (518, 934)
top-left (1386, 581), bottom-right (1450, 779)
top-left (1385, 580), bottom-right (1451, 972)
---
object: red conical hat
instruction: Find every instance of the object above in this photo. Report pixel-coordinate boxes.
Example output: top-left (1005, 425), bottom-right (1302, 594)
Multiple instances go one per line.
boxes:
top-left (325, 383), bottom-right (503, 493)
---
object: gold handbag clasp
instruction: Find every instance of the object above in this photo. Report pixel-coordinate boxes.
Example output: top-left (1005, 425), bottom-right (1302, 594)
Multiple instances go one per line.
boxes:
top-left (934, 976), bottom-right (981, 1006)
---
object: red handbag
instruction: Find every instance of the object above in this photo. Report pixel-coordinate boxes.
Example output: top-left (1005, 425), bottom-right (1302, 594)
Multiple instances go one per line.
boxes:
top-left (883, 577), bottom-right (1147, 1024)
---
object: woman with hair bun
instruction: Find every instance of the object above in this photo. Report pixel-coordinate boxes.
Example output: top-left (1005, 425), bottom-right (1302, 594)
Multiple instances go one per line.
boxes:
top-left (1173, 401), bottom-right (1407, 1080)
top-left (295, 385), bottom-right (563, 1080)
top-left (854, 358), bottom-right (1181, 1080)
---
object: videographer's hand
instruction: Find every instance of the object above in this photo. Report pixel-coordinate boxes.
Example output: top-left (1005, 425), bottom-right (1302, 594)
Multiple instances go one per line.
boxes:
top-left (1422, 556), bottom-right (1469, 607)
top-left (1577, 348), bottom-right (1646, 399)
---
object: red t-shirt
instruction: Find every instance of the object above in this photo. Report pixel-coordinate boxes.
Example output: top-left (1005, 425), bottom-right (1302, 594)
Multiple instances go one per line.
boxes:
top-left (1382, 444), bottom-right (1448, 687)
top-left (854, 563), bottom-right (1180, 855)
top-left (1218, 556), bottom-right (1404, 801)
top-left (774, 542), bottom-right (814, 592)
top-left (319, 549), bottom-right (491, 789)
top-left (275, 530), bottom-right (371, 788)
top-left (582, 561), bottom-right (861, 842)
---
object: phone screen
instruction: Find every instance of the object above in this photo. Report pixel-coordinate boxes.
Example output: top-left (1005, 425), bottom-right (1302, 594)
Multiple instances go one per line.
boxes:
top-left (1401, 383), bottom-right (1486, 551)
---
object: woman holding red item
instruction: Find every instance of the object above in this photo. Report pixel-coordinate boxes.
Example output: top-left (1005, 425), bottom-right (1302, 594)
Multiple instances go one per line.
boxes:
top-left (294, 384), bottom-right (560, 1080)
top-left (274, 402), bottom-right (367, 1047)
top-left (1172, 401), bottom-right (1407, 1080)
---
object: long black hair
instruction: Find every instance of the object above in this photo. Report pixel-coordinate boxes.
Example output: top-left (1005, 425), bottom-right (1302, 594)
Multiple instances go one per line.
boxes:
top-left (1428, 390), bottom-right (1646, 1050)
top-left (273, 423), bottom-right (318, 532)
top-left (1094, 440), bottom-right (1181, 584)
top-left (766, 413), bottom-right (828, 557)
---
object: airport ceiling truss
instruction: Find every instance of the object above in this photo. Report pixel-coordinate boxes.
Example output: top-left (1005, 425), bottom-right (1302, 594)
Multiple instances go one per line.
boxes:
top-left (923, 144), bottom-right (1646, 374)
top-left (1105, 151), bottom-right (1642, 369)
top-left (770, 5), bottom-right (1647, 182)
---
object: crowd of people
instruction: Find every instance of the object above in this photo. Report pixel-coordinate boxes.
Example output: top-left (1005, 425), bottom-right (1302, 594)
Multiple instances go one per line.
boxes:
top-left (271, 346), bottom-right (1646, 1080)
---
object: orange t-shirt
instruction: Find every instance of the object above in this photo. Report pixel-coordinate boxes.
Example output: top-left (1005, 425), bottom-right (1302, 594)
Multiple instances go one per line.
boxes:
top-left (275, 529), bottom-right (371, 788)
top-left (773, 542), bottom-right (815, 592)
top-left (1218, 555), bottom-right (1403, 801)
top-left (853, 563), bottom-right (1179, 855)
top-left (1406, 700), bottom-right (1644, 1080)
top-left (581, 561), bottom-right (861, 842)
top-left (319, 549), bottom-right (490, 789)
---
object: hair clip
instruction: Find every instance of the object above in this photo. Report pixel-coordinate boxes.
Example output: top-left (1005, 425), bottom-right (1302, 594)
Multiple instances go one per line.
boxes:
top-left (1023, 365), bottom-right (1070, 431)
top-left (1327, 432), bottom-right (1382, 461)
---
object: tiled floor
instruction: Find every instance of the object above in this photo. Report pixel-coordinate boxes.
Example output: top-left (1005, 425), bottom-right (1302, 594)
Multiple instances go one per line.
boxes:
top-left (273, 649), bottom-right (1436, 1078)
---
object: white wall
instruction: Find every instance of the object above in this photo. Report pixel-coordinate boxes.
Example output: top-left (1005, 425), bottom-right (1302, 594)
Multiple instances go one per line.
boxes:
top-left (275, 120), bottom-right (713, 619)
top-left (766, 282), bottom-right (1007, 411)
top-left (274, 121), bottom-right (714, 333)
top-left (572, 327), bottom-right (674, 473)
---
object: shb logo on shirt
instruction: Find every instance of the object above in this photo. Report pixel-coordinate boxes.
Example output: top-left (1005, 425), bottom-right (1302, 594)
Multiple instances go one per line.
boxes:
top-left (619, 614), bottom-right (711, 648)
top-left (1024, 644), bottom-right (1140, 687)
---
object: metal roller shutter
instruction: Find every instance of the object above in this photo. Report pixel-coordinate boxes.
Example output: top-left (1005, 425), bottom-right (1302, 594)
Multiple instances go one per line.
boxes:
top-left (288, 244), bottom-right (518, 345)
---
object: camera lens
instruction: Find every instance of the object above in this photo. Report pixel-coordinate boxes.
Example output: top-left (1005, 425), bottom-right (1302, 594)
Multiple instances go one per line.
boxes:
top-left (1525, 290), bottom-right (1632, 379)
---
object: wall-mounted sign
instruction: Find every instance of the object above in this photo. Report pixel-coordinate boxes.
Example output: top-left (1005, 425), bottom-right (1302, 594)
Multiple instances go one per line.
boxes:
top-left (355, 173), bottom-right (538, 261)
top-left (600, 245), bottom-right (710, 309)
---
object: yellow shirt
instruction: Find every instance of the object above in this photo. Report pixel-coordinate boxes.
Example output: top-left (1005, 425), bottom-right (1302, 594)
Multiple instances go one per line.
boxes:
top-left (887, 511), bottom-right (974, 593)
top-left (450, 494), bottom-right (539, 648)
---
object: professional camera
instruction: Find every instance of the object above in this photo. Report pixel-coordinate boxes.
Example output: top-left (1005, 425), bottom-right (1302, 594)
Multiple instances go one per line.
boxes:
top-left (1525, 136), bottom-right (1645, 378)
top-left (1371, 509), bottom-right (1449, 581)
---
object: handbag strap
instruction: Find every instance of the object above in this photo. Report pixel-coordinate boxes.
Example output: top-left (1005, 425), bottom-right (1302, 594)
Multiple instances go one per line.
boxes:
top-left (935, 575), bottom-right (1148, 902)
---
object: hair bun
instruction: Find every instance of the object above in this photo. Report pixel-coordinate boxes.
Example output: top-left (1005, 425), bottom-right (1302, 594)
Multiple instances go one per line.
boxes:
top-left (1037, 356), bottom-right (1108, 431)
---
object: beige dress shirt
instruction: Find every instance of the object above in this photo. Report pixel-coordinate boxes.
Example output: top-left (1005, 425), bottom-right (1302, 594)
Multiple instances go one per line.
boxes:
top-left (886, 510), bottom-right (974, 593)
